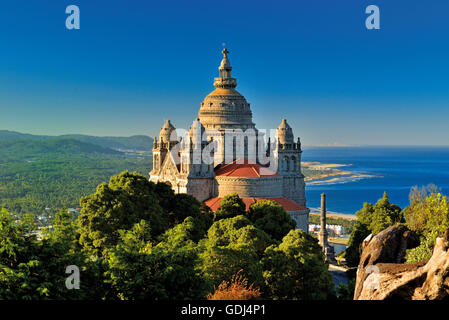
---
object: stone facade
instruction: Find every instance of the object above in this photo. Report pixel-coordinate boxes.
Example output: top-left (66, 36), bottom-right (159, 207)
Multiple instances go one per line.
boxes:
top-left (319, 193), bottom-right (335, 262)
top-left (149, 48), bottom-right (310, 231)
top-left (289, 210), bottom-right (309, 233)
top-left (216, 176), bottom-right (283, 198)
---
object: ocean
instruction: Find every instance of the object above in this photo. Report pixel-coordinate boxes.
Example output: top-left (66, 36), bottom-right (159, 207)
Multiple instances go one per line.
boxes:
top-left (302, 146), bottom-right (449, 215)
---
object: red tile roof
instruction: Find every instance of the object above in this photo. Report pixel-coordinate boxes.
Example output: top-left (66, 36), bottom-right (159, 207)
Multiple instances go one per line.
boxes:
top-left (204, 196), bottom-right (308, 213)
top-left (214, 159), bottom-right (279, 177)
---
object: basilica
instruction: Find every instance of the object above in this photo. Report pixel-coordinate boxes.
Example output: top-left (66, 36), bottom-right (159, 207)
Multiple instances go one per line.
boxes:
top-left (149, 49), bottom-right (309, 231)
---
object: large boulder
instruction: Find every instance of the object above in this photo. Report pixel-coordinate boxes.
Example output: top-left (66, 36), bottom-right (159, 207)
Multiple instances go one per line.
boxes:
top-left (354, 225), bottom-right (449, 300)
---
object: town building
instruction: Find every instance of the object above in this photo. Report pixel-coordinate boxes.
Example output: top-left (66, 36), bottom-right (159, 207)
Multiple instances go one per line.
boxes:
top-left (309, 224), bottom-right (345, 236)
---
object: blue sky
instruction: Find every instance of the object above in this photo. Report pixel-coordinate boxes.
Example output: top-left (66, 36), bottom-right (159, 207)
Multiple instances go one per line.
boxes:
top-left (0, 0), bottom-right (448, 145)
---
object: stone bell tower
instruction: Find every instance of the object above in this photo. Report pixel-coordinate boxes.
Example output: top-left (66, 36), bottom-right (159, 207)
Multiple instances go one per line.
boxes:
top-left (179, 118), bottom-right (215, 178)
top-left (177, 118), bottom-right (216, 201)
top-left (151, 120), bottom-right (177, 176)
top-left (274, 118), bottom-right (306, 207)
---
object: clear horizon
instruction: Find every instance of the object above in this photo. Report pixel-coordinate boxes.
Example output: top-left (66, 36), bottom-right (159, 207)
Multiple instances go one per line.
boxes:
top-left (1, 0), bottom-right (448, 145)
top-left (4, 129), bottom-right (449, 148)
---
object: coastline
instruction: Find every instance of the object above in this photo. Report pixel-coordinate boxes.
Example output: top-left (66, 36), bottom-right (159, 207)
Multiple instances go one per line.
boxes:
top-left (303, 161), bottom-right (363, 221)
top-left (302, 161), bottom-right (376, 186)
top-left (302, 161), bottom-right (353, 181)
top-left (309, 211), bottom-right (357, 221)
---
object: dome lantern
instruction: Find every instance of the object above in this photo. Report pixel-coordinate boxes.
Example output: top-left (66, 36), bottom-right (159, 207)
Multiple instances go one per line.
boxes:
top-left (219, 48), bottom-right (232, 79)
top-left (214, 48), bottom-right (237, 89)
top-left (199, 48), bottom-right (254, 129)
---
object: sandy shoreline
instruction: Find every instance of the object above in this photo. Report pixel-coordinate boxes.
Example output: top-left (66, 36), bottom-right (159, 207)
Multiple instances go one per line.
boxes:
top-left (302, 161), bottom-right (353, 182)
top-left (302, 161), bottom-right (376, 185)
top-left (306, 173), bottom-right (375, 185)
top-left (302, 161), bottom-right (374, 220)
top-left (309, 211), bottom-right (357, 221)
top-left (302, 162), bottom-right (351, 169)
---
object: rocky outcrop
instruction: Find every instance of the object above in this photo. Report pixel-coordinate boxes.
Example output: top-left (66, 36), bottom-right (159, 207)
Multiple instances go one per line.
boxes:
top-left (354, 225), bottom-right (449, 300)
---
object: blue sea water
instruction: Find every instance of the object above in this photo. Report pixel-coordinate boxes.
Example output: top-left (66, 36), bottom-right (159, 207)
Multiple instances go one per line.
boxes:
top-left (302, 146), bottom-right (449, 215)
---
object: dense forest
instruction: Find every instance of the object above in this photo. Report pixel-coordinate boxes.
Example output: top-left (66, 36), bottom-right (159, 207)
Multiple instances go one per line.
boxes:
top-left (0, 172), bottom-right (334, 300)
top-left (0, 130), bottom-right (154, 150)
top-left (0, 135), bottom-right (152, 218)
top-left (0, 133), bottom-right (336, 300)
top-left (1, 132), bottom-right (448, 300)
top-left (0, 130), bottom-right (324, 220)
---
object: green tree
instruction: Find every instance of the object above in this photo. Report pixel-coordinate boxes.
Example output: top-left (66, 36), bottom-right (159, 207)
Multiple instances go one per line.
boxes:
top-left (344, 221), bottom-right (370, 267)
top-left (45, 207), bottom-right (77, 244)
top-left (206, 215), bottom-right (272, 256)
top-left (108, 171), bottom-right (169, 237)
top-left (214, 193), bottom-right (246, 220)
top-left (404, 184), bottom-right (441, 232)
top-left (77, 171), bottom-right (168, 257)
top-left (405, 230), bottom-right (439, 264)
top-left (152, 181), bottom-right (176, 214)
top-left (336, 278), bottom-right (356, 300)
top-left (0, 208), bottom-right (104, 299)
top-left (404, 188), bottom-right (449, 263)
top-left (0, 208), bottom-right (34, 272)
top-left (199, 215), bottom-right (269, 288)
top-left (261, 229), bottom-right (334, 300)
top-left (405, 190), bottom-right (449, 236)
top-left (247, 200), bottom-right (296, 241)
top-left (356, 192), bottom-right (403, 233)
top-left (199, 242), bottom-right (264, 289)
top-left (344, 192), bottom-right (403, 267)
top-left (157, 216), bottom-right (205, 249)
top-left (106, 221), bottom-right (208, 300)
top-left (167, 193), bottom-right (213, 235)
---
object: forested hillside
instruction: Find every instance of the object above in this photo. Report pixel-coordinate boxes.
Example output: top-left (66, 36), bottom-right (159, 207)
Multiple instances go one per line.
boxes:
top-left (0, 173), bottom-right (334, 300)
top-left (0, 137), bottom-right (152, 217)
top-left (0, 130), bottom-right (154, 151)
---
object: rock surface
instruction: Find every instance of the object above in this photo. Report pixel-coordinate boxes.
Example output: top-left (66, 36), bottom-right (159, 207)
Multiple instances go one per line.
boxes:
top-left (354, 225), bottom-right (449, 300)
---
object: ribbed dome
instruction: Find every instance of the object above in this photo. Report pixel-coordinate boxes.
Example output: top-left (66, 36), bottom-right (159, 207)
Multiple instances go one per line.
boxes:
top-left (159, 120), bottom-right (177, 142)
top-left (198, 49), bottom-right (254, 130)
top-left (276, 118), bottom-right (294, 145)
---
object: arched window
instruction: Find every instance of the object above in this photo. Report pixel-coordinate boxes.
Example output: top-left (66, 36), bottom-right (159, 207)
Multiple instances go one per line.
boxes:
top-left (233, 136), bottom-right (237, 162)
top-left (291, 156), bottom-right (296, 172)
top-left (283, 156), bottom-right (289, 171)
top-left (154, 154), bottom-right (160, 170)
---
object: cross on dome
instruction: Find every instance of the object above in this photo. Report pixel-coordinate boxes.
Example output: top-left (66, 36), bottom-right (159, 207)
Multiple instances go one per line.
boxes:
top-left (219, 48), bottom-right (232, 79)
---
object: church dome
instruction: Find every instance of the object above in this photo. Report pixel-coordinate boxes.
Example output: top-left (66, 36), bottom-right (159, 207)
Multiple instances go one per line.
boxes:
top-left (159, 119), bottom-right (177, 142)
top-left (276, 118), bottom-right (294, 145)
top-left (198, 49), bottom-right (254, 130)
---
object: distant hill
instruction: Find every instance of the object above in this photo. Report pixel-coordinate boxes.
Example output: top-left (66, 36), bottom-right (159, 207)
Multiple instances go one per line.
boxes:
top-left (0, 130), bottom-right (45, 141)
top-left (0, 130), bottom-right (153, 151)
top-left (0, 138), bottom-right (122, 161)
top-left (0, 136), bottom-right (152, 216)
